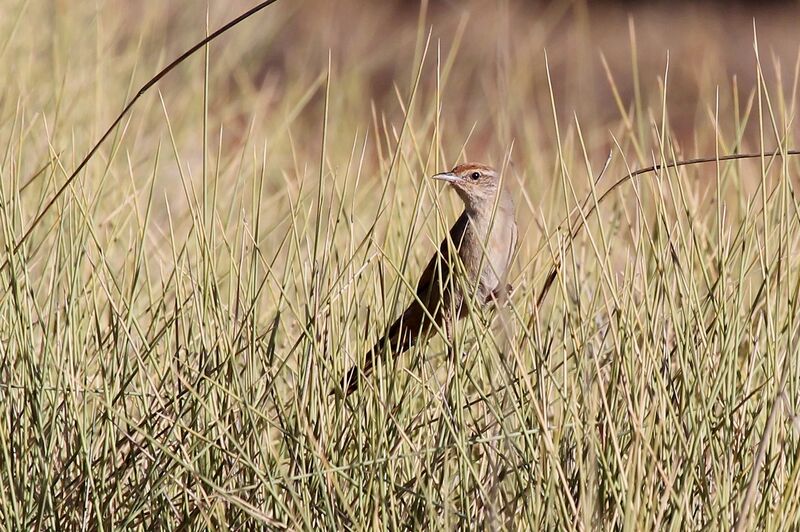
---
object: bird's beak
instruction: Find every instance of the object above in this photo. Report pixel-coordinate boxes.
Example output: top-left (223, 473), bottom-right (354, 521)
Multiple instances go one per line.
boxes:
top-left (432, 172), bottom-right (459, 183)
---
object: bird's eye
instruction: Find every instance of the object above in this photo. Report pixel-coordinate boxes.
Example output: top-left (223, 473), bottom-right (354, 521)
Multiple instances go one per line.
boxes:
top-left (470, 172), bottom-right (481, 180)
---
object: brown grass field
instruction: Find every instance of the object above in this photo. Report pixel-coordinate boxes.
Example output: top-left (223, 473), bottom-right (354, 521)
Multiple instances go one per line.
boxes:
top-left (2, 0), bottom-right (800, 529)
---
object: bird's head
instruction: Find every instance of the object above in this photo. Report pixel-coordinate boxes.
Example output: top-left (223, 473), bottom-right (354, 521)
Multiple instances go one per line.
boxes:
top-left (432, 163), bottom-right (504, 208)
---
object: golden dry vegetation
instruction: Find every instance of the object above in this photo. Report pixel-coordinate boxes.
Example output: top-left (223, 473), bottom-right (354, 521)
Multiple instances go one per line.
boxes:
top-left (2, 0), bottom-right (800, 529)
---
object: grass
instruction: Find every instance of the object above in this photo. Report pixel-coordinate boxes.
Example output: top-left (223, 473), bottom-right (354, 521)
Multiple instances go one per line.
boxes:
top-left (2, 0), bottom-right (800, 529)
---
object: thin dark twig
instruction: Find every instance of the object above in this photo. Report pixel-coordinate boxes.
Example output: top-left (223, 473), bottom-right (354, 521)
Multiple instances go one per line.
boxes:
top-left (2, 0), bottom-right (283, 272)
top-left (534, 148), bottom-right (800, 310)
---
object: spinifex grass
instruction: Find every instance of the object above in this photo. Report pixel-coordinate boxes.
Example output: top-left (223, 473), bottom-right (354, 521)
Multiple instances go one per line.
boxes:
top-left (1, 0), bottom-right (800, 529)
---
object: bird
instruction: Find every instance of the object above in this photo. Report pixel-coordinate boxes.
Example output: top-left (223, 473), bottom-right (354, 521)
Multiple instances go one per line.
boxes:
top-left (335, 163), bottom-right (517, 397)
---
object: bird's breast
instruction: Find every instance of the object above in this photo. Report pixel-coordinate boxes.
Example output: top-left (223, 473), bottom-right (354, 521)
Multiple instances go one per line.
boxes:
top-left (458, 211), bottom-right (516, 300)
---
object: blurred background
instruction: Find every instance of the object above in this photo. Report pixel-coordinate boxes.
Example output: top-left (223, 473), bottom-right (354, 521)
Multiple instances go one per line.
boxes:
top-left (3, 0), bottom-right (797, 260)
top-left (5, 0), bottom-right (798, 203)
top-left (9, 0), bottom-right (800, 156)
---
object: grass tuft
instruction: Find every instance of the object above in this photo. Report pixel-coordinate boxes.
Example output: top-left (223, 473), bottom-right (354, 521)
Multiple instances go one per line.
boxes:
top-left (1, 0), bottom-right (800, 529)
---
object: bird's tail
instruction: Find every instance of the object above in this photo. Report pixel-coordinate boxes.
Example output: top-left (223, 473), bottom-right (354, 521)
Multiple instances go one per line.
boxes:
top-left (338, 301), bottom-right (430, 396)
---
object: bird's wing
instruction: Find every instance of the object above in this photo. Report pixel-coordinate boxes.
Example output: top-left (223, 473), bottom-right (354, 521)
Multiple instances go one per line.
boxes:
top-left (413, 210), bottom-right (469, 302)
top-left (337, 212), bottom-right (470, 396)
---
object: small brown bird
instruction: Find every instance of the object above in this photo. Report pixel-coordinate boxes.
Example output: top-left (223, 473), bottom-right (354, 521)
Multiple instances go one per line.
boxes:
top-left (337, 163), bottom-right (517, 396)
